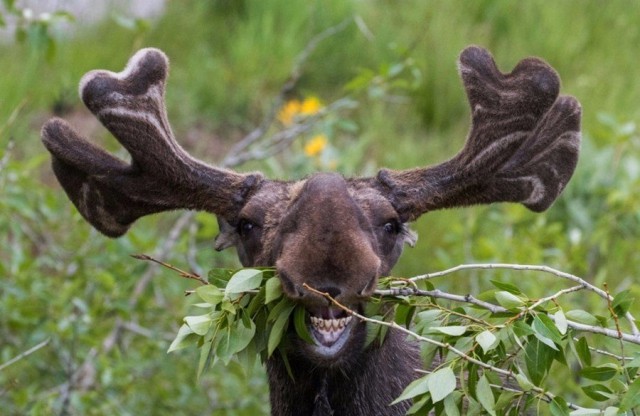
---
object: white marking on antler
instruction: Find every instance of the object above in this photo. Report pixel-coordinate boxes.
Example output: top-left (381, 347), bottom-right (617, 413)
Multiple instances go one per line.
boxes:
top-left (521, 175), bottom-right (545, 205)
top-left (78, 48), bottom-right (168, 99)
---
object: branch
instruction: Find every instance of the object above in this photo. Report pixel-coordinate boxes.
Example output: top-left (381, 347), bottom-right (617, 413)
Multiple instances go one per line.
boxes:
top-left (0, 338), bottom-right (50, 372)
top-left (0, 138), bottom-right (14, 174)
top-left (375, 287), bottom-right (507, 314)
top-left (408, 263), bottom-right (639, 335)
top-left (303, 283), bottom-right (589, 412)
top-left (376, 278), bottom-right (640, 345)
top-left (131, 253), bottom-right (208, 286)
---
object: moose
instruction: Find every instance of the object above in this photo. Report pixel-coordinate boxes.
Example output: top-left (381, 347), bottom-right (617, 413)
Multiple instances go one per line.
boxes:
top-left (41, 46), bottom-right (581, 415)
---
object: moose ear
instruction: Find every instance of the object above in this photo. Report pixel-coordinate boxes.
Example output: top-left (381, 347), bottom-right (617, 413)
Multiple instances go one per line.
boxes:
top-left (42, 48), bottom-right (263, 237)
top-left (376, 46), bottom-right (581, 221)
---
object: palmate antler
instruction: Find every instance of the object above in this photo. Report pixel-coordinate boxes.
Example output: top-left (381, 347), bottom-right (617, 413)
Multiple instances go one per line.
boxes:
top-left (41, 49), bottom-right (263, 237)
top-left (42, 46), bottom-right (580, 240)
top-left (376, 46), bottom-right (581, 221)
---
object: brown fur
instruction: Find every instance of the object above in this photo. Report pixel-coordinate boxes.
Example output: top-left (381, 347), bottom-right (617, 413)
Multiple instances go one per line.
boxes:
top-left (41, 46), bottom-right (581, 415)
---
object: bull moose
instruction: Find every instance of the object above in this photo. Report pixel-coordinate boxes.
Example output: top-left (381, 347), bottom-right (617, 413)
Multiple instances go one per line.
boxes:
top-left (41, 45), bottom-right (581, 415)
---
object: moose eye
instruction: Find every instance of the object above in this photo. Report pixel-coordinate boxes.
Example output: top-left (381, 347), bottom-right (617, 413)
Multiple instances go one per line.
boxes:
top-left (383, 221), bottom-right (400, 235)
top-left (238, 219), bottom-right (256, 237)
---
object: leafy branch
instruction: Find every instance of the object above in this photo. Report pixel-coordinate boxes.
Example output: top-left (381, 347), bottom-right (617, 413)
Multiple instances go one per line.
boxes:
top-left (162, 260), bottom-right (640, 415)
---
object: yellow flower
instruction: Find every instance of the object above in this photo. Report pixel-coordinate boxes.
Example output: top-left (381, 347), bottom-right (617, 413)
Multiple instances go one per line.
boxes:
top-left (304, 135), bottom-right (328, 157)
top-left (299, 96), bottom-right (322, 116)
top-left (277, 99), bottom-right (301, 126)
top-left (277, 96), bottom-right (323, 126)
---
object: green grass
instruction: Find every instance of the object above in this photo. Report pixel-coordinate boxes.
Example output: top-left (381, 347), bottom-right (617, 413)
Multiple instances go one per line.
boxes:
top-left (2, 0), bottom-right (640, 414)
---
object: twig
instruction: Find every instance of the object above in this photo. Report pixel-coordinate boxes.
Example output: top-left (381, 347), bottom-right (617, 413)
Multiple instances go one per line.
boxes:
top-left (128, 211), bottom-right (196, 307)
top-left (0, 138), bottom-right (15, 174)
top-left (375, 287), bottom-right (507, 314)
top-left (0, 338), bottom-right (50, 372)
top-left (131, 253), bottom-right (208, 286)
top-left (575, 338), bottom-right (633, 361)
top-left (604, 283), bottom-right (631, 386)
top-left (0, 99), bottom-right (27, 139)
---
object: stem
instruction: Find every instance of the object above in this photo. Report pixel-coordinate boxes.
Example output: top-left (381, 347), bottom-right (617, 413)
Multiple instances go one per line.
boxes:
top-left (0, 338), bottom-right (50, 372)
top-left (131, 253), bottom-right (209, 286)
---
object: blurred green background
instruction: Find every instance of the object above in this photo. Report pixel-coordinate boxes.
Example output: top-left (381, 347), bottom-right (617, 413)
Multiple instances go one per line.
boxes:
top-left (1, 0), bottom-right (640, 414)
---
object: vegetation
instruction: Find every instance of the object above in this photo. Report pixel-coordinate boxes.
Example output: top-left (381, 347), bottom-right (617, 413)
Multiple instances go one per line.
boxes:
top-left (2, 1), bottom-right (640, 414)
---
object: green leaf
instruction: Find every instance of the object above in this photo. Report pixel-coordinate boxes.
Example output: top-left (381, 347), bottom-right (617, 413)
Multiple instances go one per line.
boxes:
top-left (196, 285), bottom-right (224, 305)
top-left (225, 269), bottom-right (263, 296)
top-left (612, 289), bottom-right (634, 316)
top-left (430, 326), bottom-right (467, 336)
top-left (364, 317), bottom-right (383, 348)
top-left (197, 336), bottom-right (214, 380)
top-left (443, 392), bottom-right (461, 416)
top-left (494, 291), bottom-right (524, 309)
top-left (490, 280), bottom-right (523, 295)
top-left (168, 324), bottom-right (196, 353)
top-left (581, 384), bottom-right (614, 402)
top-left (515, 373), bottom-right (534, 392)
top-left (267, 304), bottom-right (294, 356)
top-left (208, 268), bottom-right (235, 286)
top-left (293, 305), bottom-right (314, 344)
top-left (391, 374), bottom-right (429, 404)
top-left (268, 297), bottom-right (296, 323)
top-left (476, 330), bottom-right (498, 354)
top-left (395, 304), bottom-right (416, 329)
top-left (620, 377), bottom-right (640, 411)
top-left (414, 309), bottom-right (442, 334)
top-left (405, 394), bottom-right (432, 415)
top-left (265, 276), bottom-right (283, 304)
top-left (475, 374), bottom-right (496, 416)
top-left (579, 364), bottom-right (618, 381)
top-left (184, 314), bottom-right (213, 336)
top-left (624, 353), bottom-right (640, 369)
top-left (428, 367), bottom-right (456, 403)
top-left (525, 337), bottom-right (554, 385)
top-left (532, 314), bottom-right (561, 350)
top-left (603, 407), bottom-right (619, 416)
top-left (246, 287), bottom-right (266, 317)
top-left (575, 337), bottom-right (592, 366)
top-left (511, 320), bottom-right (535, 338)
top-left (416, 309), bottom-right (442, 323)
top-left (465, 364), bottom-right (479, 399)
top-left (534, 314), bottom-right (563, 342)
top-left (494, 391), bottom-right (517, 413)
top-left (549, 396), bottom-right (570, 416)
top-left (565, 309), bottom-right (598, 326)
top-left (232, 317), bottom-right (256, 353)
top-left (554, 310), bottom-right (568, 335)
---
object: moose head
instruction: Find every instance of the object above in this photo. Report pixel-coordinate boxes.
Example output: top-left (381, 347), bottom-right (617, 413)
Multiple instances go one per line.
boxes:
top-left (42, 46), bottom-right (581, 415)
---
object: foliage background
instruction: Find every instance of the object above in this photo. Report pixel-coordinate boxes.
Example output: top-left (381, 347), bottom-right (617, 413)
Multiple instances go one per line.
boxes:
top-left (1, 0), bottom-right (640, 414)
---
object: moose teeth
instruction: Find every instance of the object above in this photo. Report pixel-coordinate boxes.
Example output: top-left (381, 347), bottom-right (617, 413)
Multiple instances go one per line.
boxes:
top-left (310, 316), bottom-right (353, 331)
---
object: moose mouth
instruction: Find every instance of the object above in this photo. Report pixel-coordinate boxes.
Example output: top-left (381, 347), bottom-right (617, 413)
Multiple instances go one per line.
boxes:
top-left (307, 306), bottom-right (357, 357)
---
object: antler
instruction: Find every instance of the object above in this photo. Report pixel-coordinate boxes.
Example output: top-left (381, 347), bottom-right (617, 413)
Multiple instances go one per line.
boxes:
top-left (376, 46), bottom-right (581, 222)
top-left (41, 48), bottom-right (263, 237)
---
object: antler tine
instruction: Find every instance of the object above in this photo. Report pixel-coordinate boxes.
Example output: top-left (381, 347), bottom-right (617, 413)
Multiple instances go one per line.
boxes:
top-left (42, 48), bottom-right (263, 237)
top-left (376, 46), bottom-right (581, 221)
